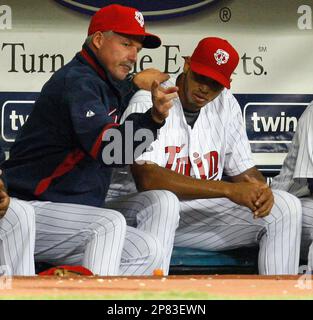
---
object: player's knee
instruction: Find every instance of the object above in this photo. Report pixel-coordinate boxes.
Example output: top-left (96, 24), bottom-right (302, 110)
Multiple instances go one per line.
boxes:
top-left (160, 190), bottom-right (180, 218)
top-left (161, 190), bottom-right (180, 209)
top-left (95, 209), bottom-right (127, 234)
top-left (146, 190), bottom-right (180, 221)
top-left (272, 190), bottom-right (302, 223)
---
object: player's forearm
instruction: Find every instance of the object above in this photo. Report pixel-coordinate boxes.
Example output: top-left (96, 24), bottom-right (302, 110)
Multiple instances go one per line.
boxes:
top-left (230, 166), bottom-right (266, 183)
top-left (131, 163), bottom-right (233, 200)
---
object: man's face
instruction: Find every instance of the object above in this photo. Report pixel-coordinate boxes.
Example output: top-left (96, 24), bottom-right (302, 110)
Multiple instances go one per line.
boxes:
top-left (181, 59), bottom-right (224, 111)
top-left (93, 32), bottom-right (143, 80)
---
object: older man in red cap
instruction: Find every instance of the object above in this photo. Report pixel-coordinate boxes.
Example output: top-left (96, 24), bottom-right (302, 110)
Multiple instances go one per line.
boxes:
top-left (3, 4), bottom-right (180, 276)
top-left (108, 37), bottom-right (303, 275)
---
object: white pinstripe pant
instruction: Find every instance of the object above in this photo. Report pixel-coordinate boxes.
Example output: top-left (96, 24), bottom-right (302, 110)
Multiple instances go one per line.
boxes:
top-left (0, 198), bottom-right (36, 276)
top-left (32, 201), bottom-right (127, 276)
top-left (31, 200), bottom-right (171, 276)
top-left (105, 190), bottom-right (181, 275)
top-left (174, 190), bottom-right (302, 275)
top-left (298, 197), bottom-right (313, 270)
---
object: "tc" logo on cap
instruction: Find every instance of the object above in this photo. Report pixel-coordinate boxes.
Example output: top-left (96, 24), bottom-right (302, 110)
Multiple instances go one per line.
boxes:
top-left (214, 49), bottom-right (229, 65)
top-left (135, 11), bottom-right (144, 27)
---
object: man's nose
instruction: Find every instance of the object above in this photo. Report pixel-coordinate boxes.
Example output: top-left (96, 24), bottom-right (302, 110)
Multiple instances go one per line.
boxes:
top-left (198, 83), bottom-right (210, 94)
top-left (128, 47), bottom-right (138, 63)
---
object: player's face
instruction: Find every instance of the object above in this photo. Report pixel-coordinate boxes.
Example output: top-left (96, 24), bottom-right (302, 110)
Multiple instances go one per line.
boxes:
top-left (92, 32), bottom-right (143, 80)
top-left (182, 60), bottom-right (224, 111)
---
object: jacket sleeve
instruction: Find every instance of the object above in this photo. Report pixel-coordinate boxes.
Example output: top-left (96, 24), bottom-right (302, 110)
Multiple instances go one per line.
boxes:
top-left (120, 73), bottom-right (139, 107)
top-left (64, 77), bottom-right (163, 166)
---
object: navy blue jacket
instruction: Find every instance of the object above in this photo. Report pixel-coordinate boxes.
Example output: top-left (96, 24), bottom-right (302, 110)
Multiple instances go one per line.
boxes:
top-left (0, 146), bottom-right (4, 165)
top-left (3, 45), bottom-right (162, 207)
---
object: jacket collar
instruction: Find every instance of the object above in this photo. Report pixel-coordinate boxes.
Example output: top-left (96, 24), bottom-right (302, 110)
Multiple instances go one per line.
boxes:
top-left (78, 44), bottom-right (122, 94)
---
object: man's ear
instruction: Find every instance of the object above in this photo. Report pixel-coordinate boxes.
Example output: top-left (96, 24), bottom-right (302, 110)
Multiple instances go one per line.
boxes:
top-left (183, 56), bottom-right (191, 74)
top-left (91, 31), bottom-right (103, 50)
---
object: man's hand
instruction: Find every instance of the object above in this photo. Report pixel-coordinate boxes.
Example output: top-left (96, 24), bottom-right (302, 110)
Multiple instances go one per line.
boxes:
top-left (0, 176), bottom-right (10, 219)
top-left (226, 180), bottom-right (263, 212)
top-left (226, 175), bottom-right (273, 218)
top-left (133, 68), bottom-right (170, 91)
top-left (150, 80), bottom-right (178, 124)
top-left (244, 176), bottom-right (274, 219)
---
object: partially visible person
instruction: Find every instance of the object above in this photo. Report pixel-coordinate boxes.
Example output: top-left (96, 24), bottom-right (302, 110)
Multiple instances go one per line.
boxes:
top-left (271, 101), bottom-right (313, 271)
top-left (107, 37), bottom-right (303, 275)
top-left (0, 146), bottom-right (36, 275)
top-left (3, 4), bottom-right (180, 275)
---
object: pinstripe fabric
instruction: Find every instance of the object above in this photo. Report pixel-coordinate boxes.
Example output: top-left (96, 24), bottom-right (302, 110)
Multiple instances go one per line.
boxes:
top-left (121, 79), bottom-right (255, 179)
top-left (175, 190), bottom-right (302, 275)
top-left (115, 81), bottom-right (303, 275)
top-left (31, 201), bottom-right (126, 276)
top-left (271, 102), bottom-right (313, 197)
top-left (297, 198), bottom-right (313, 270)
top-left (30, 201), bottom-right (167, 276)
top-left (52, 226), bottom-right (165, 276)
top-left (120, 226), bottom-right (164, 275)
top-left (0, 198), bottom-right (36, 275)
top-left (105, 190), bottom-right (180, 275)
top-left (271, 101), bottom-right (313, 271)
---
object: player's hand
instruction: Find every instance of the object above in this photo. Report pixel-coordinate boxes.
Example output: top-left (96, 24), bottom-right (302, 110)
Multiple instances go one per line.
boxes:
top-left (150, 80), bottom-right (179, 124)
top-left (226, 178), bottom-right (266, 213)
top-left (0, 175), bottom-right (10, 219)
top-left (133, 68), bottom-right (170, 91)
top-left (244, 176), bottom-right (274, 218)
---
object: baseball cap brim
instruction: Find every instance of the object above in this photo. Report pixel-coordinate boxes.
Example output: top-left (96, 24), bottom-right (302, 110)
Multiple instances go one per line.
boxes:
top-left (190, 60), bottom-right (231, 89)
top-left (113, 29), bottom-right (161, 49)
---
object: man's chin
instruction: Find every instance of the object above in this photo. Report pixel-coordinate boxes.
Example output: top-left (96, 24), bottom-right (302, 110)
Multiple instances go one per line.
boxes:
top-left (185, 103), bottom-right (203, 112)
top-left (191, 101), bottom-right (207, 109)
top-left (112, 72), bottom-right (128, 81)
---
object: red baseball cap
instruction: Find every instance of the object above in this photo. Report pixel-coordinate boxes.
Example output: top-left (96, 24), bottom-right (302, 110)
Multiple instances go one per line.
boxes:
top-left (88, 4), bottom-right (161, 49)
top-left (38, 265), bottom-right (93, 276)
top-left (190, 37), bottom-right (239, 89)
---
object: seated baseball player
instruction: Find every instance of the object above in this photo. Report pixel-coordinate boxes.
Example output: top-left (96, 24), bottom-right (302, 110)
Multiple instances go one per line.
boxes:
top-left (2, 4), bottom-right (180, 276)
top-left (271, 101), bottom-right (313, 272)
top-left (106, 37), bottom-right (303, 275)
top-left (0, 146), bottom-right (36, 275)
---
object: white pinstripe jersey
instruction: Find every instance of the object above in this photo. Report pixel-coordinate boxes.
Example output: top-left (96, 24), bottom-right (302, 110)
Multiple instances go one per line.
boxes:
top-left (271, 101), bottom-right (313, 197)
top-left (121, 77), bottom-right (255, 180)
